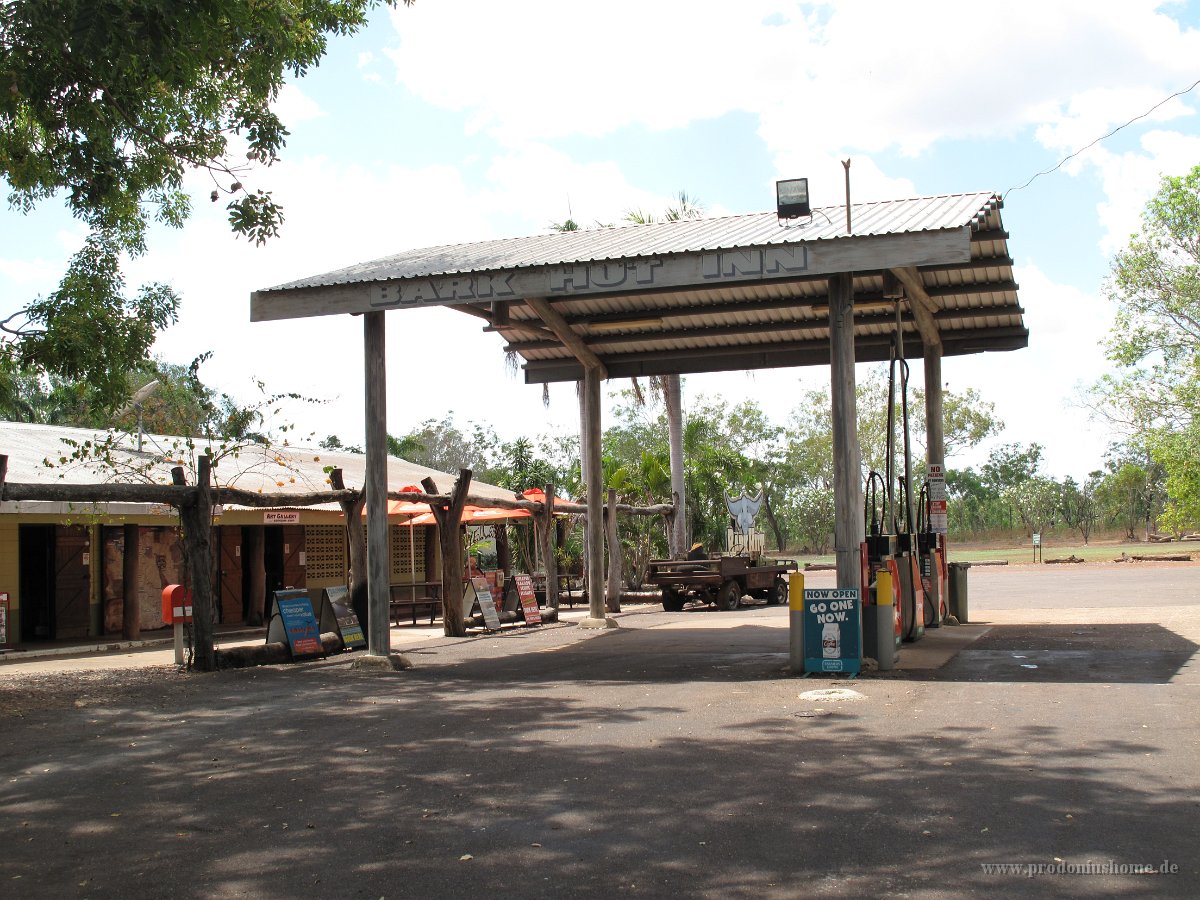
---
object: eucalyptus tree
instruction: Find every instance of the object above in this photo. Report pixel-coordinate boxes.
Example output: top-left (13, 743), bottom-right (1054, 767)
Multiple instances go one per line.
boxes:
top-left (1092, 163), bottom-right (1200, 533)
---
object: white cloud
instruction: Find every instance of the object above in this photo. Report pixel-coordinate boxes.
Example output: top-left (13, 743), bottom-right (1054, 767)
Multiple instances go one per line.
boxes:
top-left (120, 151), bottom-right (579, 446)
top-left (941, 263), bottom-right (1116, 477)
top-left (480, 142), bottom-right (688, 230)
top-left (272, 84), bottom-right (324, 125)
top-left (381, 1), bottom-right (1200, 169)
top-left (1084, 130), bottom-right (1200, 256)
top-left (357, 50), bottom-right (382, 83)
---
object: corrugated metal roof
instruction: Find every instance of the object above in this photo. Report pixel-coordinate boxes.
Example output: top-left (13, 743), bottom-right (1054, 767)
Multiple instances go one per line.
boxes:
top-left (251, 190), bottom-right (1023, 381)
top-left (0, 422), bottom-right (515, 512)
top-left (264, 192), bottom-right (1000, 291)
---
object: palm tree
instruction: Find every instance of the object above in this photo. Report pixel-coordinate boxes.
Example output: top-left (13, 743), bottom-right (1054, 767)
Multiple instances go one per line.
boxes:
top-left (639, 192), bottom-right (704, 555)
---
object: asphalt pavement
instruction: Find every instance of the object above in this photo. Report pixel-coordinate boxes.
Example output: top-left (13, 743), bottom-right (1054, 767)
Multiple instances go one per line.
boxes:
top-left (1, 561), bottom-right (1198, 898)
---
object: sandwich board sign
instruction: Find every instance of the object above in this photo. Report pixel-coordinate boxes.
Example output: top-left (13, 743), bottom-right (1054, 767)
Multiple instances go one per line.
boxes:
top-left (321, 586), bottom-right (365, 650)
top-left (470, 576), bottom-right (502, 630)
top-left (802, 588), bottom-right (861, 675)
top-left (514, 573), bottom-right (541, 625)
top-left (267, 588), bottom-right (325, 660)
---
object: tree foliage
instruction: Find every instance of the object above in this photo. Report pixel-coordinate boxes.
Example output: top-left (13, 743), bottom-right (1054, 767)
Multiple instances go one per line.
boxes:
top-left (1093, 163), bottom-right (1200, 533)
top-left (0, 0), bottom-right (411, 408)
top-left (1102, 164), bottom-right (1200, 429)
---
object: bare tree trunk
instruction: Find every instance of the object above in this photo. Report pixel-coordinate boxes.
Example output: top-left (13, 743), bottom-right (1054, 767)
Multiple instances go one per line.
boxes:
top-left (424, 471), bottom-right (472, 638)
top-left (122, 524), bottom-right (141, 640)
top-left (605, 489), bottom-right (621, 613)
top-left (761, 492), bottom-right (786, 551)
top-left (664, 374), bottom-right (687, 557)
top-left (329, 468), bottom-right (367, 629)
top-left (494, 522), bottom-right (512, 575)
top-left (174, 459), bottom-right (216, 672)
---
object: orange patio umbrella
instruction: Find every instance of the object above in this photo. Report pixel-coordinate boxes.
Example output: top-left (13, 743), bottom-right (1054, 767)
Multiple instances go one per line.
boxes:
top-left (403, 504), bottom-right (531, 527)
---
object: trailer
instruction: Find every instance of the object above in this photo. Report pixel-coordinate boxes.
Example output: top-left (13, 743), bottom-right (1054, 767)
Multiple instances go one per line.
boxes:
top-left (647, 555), bottom-right (798, 612)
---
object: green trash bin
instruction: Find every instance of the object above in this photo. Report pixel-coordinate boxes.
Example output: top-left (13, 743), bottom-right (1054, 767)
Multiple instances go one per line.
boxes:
top-left (948, 562), bottom-right (969, 623)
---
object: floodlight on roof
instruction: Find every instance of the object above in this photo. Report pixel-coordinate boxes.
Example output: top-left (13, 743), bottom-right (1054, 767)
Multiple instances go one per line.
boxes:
top-left (776, 178), bottom-right (810, 219)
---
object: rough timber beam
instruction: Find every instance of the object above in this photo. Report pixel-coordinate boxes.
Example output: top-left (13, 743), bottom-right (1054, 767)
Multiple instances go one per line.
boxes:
top-left (890, 266), bottom-right (942, 352)
top-left (524, 295), bottom-right (609, 379)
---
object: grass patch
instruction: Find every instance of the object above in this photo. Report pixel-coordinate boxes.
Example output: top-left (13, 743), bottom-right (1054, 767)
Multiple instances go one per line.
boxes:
top-left (783, 539), bottom-right (1198, 569)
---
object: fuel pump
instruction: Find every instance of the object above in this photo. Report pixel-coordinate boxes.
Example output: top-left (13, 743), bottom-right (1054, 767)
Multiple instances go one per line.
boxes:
top-left (916, 479), bottom-right (949, 628)
top-left (860, 312), bottom-right (926, 658)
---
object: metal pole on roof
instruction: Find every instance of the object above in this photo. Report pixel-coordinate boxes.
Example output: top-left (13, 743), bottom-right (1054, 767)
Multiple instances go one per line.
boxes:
top-left (843, 159), bottom-right (852, 234)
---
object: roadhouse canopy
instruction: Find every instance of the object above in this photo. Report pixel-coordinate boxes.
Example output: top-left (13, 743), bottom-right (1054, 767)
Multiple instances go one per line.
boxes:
top-left (251, 191), bottom-right (1024, 382)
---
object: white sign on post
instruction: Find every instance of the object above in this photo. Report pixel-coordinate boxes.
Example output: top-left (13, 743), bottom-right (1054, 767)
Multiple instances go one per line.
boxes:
top-left (927, 464), bottom-right (948, 534)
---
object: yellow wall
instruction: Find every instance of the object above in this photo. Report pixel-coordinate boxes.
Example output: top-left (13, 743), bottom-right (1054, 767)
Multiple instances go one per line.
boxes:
top-left (0, 522), bottom-right (17, 644)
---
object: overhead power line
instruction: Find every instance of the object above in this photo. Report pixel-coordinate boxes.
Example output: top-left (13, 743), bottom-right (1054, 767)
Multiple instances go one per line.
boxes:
top-left (1004, 76), bottom-right (1200, 199)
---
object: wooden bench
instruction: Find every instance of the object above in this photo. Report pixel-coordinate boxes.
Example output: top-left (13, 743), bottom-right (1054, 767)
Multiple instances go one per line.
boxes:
top-left (389, 584), bottom-right (441, 626)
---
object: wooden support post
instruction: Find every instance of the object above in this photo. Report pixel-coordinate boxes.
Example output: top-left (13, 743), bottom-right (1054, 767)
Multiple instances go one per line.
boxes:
top-left (924, 350), bottom-right (944, 471)
top-left (605, 488), bottom-right (621, 613)
top-left (580, 366), bottom-right (615, 627)
top-left (829, 273), bottom-right (863, 594)
top-left (540, 483), bottom-right (559, 609)
top-left (364, 310), bottom-right (391, 657)
top-left (423, 471), bottom-right (472, 638)
top-left (122, 523), bottom-right (141, 640)
top-left (664, 373), bottom-right (687, 558)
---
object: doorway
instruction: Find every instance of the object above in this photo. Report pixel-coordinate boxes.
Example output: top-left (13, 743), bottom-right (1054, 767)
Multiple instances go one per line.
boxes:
top-left (264, 526), bottom-right (286, 618)
top-left (18, 525), bottom-right (55, 641)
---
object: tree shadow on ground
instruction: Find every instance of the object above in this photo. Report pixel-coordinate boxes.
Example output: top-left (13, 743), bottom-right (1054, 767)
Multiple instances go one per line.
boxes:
top-left (1, 630), bottom-right (1197, 897)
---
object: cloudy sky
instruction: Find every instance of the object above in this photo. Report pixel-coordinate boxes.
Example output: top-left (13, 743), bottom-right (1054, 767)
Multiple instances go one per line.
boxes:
top-left (4, 0), bottom-right (1200, 478)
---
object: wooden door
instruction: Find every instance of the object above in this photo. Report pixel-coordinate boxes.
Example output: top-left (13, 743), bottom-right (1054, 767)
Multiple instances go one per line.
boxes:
top-left (281, 524), bottom-right (306, 589)
top-left (218, 526), bottom-right (244, 624)
top-left (55, 525), bottom-right (90, 639)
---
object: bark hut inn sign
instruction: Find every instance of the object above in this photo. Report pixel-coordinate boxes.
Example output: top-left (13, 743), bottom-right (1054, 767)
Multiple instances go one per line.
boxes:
top-left (369, 247), bottom-right (810, 309)
top-left (252, 225), bottom-right (970, 322)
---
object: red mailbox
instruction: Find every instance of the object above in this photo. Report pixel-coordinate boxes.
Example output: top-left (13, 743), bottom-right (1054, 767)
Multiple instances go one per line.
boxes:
top-left (161, 584), bottom-right (192, 625)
